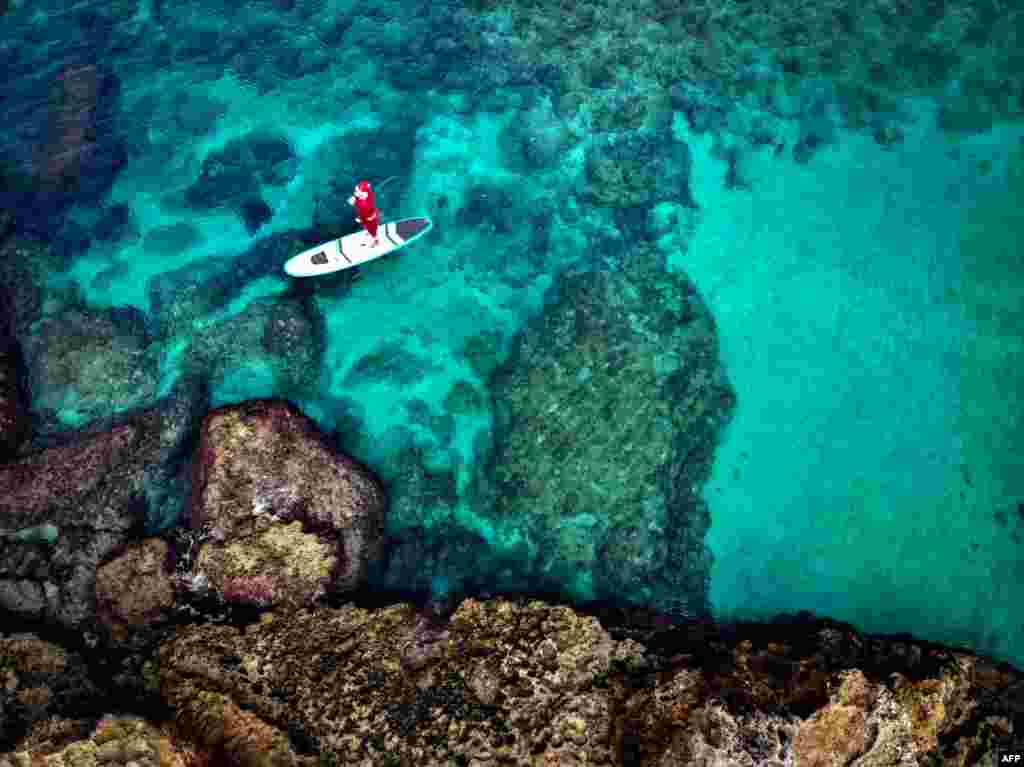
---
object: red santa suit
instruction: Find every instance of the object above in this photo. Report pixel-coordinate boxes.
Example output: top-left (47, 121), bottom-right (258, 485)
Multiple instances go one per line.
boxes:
top-left (350, 180), bottom-right (379, 240)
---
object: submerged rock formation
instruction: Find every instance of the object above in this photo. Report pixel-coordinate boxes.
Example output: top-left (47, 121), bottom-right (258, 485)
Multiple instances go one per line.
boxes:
top-left (478, 264), bottom-right (734, 615)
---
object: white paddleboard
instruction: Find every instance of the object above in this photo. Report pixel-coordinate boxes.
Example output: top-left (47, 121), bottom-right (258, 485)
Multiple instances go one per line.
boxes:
top-left (284, 217), bottom-right (433, 277)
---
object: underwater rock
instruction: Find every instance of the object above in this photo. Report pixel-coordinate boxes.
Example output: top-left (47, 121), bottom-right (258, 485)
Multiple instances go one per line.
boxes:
top-left (91, 201), bottom-right (134, 242)
top-left (504, 97), bottom-right (573, 171)
top-left (51, 218), bottom-right (91, 262)
top-left (384, 443), bottom-right (460, 524)
top-left (188, 399), bottom-right (386, 608)
top-left (144, 599), bottom-right (1024, 767)
top-left (308, 120), bottom-right (416, 204)
top-left (344, 340), bottom-right (438, 388)
top-left (141, 221), bottom-right (202, 255)
top-left (371, 522), bottom-right (488, 597)
top-left (584, 129), bottom-right (694, 209)
top-left (0, 402), bottom-right (191, 629)
top-left (185, 295), bottom-right (323, 397)
top-left (18, 303), bottom-right (159, 430)
top-left (184, 161), bottom-right (258, 210)
top-left (29, 63), bottom-right (126, 217)
top-left (0, 236), bottom-right (64, 339)
top-left (184, 130), bottom-right (296, 213)
top-left (670, 79), bottom-right (733, 134)
top-left (455, 183), bottom-right (526, 235)
top-left (94, 538), bottom-right (175, 642)
top-left (443, 380), bottom-right (484, 415)
top-left (478, 262), bottom-right (733, 607)
top-left (240, 196), bottom-right (273, 234)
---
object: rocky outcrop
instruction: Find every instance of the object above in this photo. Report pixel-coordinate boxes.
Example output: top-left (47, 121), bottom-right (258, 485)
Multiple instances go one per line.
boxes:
top-left (0, 402), bottom-right (191, 630)
top-left (478, 265), bottom-right (734, 615)
top-left (186, 399), bottom-right (387, 608)
top-left (143, 600), bottom-right (1020, 767)
top-left (1, 599), bottom-right (1021, 765)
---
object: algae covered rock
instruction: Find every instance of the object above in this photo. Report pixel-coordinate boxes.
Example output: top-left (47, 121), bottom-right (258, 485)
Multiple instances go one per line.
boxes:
top-left (152, 598), bottom-right (1024, 767)
top-left (188, 399), bottom-right (386, 608)
top-left (478, 263), bottom-right (733, 608)
top-left (18, 303), bottom-right (159, 429)
top-left (156, 597), bottom-right (637, 767)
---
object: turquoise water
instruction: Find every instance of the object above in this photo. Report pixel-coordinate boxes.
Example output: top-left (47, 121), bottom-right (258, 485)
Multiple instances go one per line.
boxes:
top-left (1, 0), bottom-right (1021, 667)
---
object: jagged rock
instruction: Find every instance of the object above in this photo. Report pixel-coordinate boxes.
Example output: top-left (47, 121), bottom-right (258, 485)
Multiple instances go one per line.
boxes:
top-left (151, 599), bottom-right (1023, 767)
top-left (0, 402), bottom-right (195, 629)
top-left (188, 399), bottom-right (386, 608)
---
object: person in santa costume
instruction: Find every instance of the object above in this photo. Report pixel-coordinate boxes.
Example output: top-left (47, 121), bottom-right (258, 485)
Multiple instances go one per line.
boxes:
top-left (347, 180), bottom-right (380, 248)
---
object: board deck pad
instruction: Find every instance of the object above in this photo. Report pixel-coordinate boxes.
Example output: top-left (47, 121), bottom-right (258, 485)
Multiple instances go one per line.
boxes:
top-left (284, 217), bottom-right (432, 277)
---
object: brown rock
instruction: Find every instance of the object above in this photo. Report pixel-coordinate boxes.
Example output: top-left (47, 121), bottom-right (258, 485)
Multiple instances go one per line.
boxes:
top-left (188, 399), bottom-right (386, 608)
top-left (151, 601), bottom-right (1024, 767)
top-left (95, 538), bottom-right (175, 641)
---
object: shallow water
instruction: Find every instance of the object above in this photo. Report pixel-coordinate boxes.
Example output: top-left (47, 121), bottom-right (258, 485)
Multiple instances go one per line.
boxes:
top-left (1, 0), bottom-right (1021, 667)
